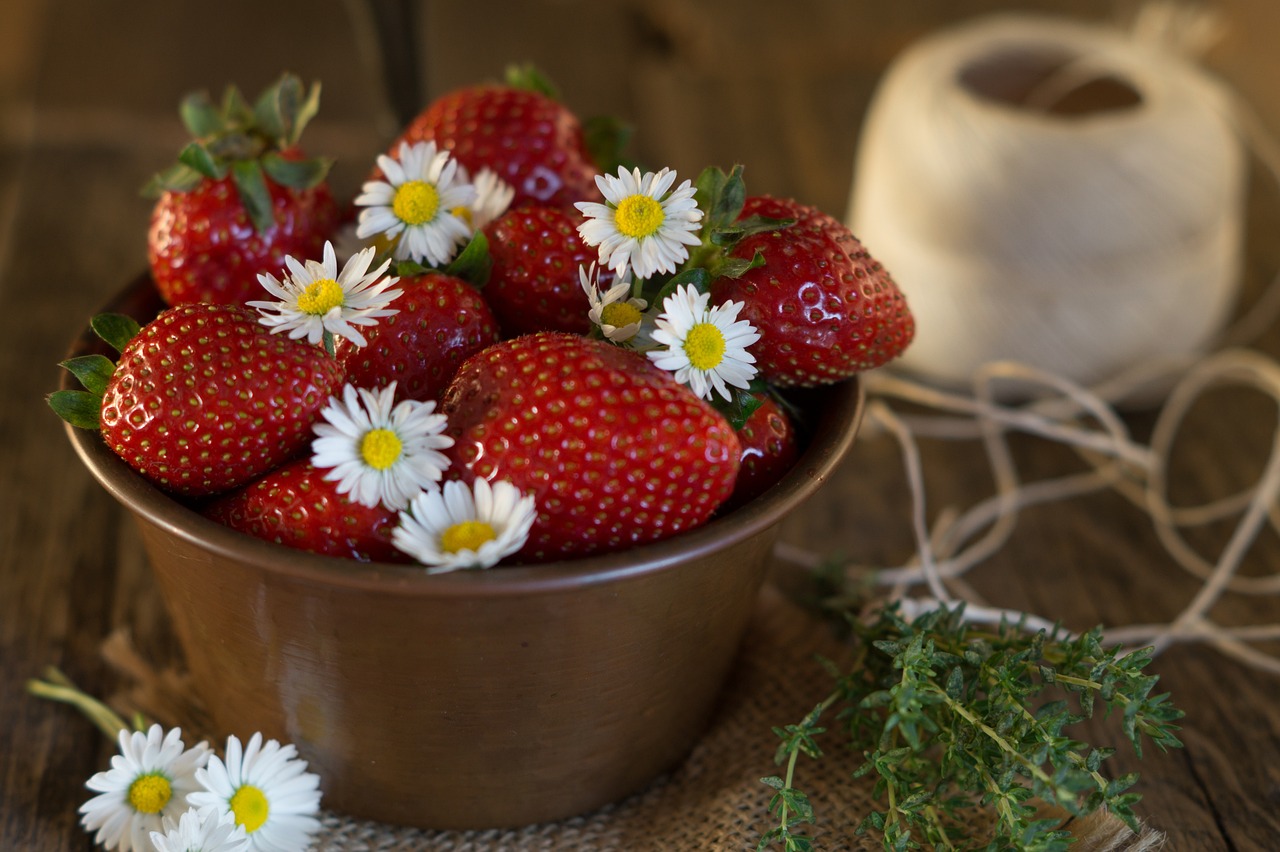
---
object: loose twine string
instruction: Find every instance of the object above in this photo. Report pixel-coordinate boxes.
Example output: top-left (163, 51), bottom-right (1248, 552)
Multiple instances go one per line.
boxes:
top-left (777, 3), bottom-right (1280, 676)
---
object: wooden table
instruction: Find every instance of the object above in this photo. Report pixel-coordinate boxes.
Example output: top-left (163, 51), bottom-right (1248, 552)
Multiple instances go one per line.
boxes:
top-left (3, 1), bottom-right (1277, 848)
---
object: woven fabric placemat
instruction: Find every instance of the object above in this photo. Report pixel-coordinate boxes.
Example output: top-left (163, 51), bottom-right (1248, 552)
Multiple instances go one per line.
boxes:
top-left (105, 587), bottom-right (1165, 851)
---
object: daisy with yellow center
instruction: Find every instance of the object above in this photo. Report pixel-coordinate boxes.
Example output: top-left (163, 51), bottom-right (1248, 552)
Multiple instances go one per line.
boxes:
top-left (249, 241), bottom-right (401, 352)
top-left (647, 283), bottom-right (761, 402)
top-left (392, 478), bottom-right (537, 573)
top-left (188, 733), bottom-right (320, 852)
top-left (575, 166), bottom-right (703, 280)
top-left (455, 165), bottom-right (515, 230)
top-left (580, 263), bottom-right (646, 343)
top-left (311, 382), bottom-right (454, 511)
top-left (79, 725), bottom-right (211, 852)
top-left (355, 140), bottom-right (476, 266)
top-left (150, 808), bottom-right (248, 852)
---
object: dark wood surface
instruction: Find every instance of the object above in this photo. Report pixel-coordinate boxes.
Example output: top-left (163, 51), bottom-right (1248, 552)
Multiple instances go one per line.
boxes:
top-left (3, 0), bottom-right (1279, 849)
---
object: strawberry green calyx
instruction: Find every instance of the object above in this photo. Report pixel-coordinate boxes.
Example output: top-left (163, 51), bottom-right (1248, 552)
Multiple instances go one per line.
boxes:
top-left (143, 73), bottom-right (333, 234)
top-left (503, 63), bottom-right (560, 99)
top-left (48, 313), bottom-right (141, 430)
top-left (392, 230), bottom-right (493, 289)
top-left (684, 165), bottom-right (792, 283)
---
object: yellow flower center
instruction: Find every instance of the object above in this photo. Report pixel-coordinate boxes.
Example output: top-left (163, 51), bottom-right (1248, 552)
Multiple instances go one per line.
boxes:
top-left (452, 205), bottom-right (474, 227)
top-left (296, 278), bottom-right (344, 316)
top-left (393, 180), bottom-right (441, 225)
top-left (614, 194), bottom-right (665, 239)
top-left (441, 520), bottom-right (497, 553)
top-left (230, 784), bottom-right (270, 834)
top-left (361, 428), bottom-right (403, 470)
top-left (127, 773), bottom-right (172, 815)
top-left (600, 301), bottom-right (642, 329)
top-left (683, 323), bottom-right (726, 371)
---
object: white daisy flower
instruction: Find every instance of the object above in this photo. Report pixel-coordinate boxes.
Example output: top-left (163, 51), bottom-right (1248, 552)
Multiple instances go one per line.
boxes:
top-left (393, 478), bottom-right (537, 573)
top-left (249, 241), bottom-right (401, 349)
top-left (355, 140), bottom-right (476, 266)
top-left (188, 732), bottom-right (321, 852)
top-left (311, 382), bottom-right (454, 511)
top-left (581, 263), bottom-right (646, 342)
top-left (647, 283), bottom-right (761, 402)
top-left (151, 808), bottom-right (248, 852)
top-left (456, 165), bottom-right (515, 231)
top-left (79, 725), bottom-right (212, 852)
top-left (575, 166), bottom-right (703, 280)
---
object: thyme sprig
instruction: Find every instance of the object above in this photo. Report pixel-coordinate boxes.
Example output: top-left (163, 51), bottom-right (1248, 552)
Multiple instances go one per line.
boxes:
top-left (759, 602), bottom-right (1184, 851)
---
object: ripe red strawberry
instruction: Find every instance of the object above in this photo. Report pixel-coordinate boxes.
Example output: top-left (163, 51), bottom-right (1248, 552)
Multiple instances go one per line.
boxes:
top-left (146, 74), bottom-right (340, 306)
top-left (334, 271), bottom-right (500, 402)
top-left (710, 196), bottom-right (914, 386)
top-left (392, 82), bottom-right (601, 212)
top-left (724, 394), bottom-right (800, 510)
top-left (203, 459), bottom-right (410, 562)
top-left (482, 205), bottom-right (607, 336)
top-left (440, 332), bottom-right (741, 562)
top-left (68, 303), bottom-right (345, 497)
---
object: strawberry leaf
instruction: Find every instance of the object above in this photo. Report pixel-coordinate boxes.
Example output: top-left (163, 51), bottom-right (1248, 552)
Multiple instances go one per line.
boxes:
top-left (47, 390), bottom-right (101, 430)
top-left (394, 260), bottom-right (431, 278)
top-left (713, 249), bottom-right (767, 280)
top-left (221, 84), bottom-right (253, 128)
top-left (231, 160), bottom-right (275, 234)
top-left (261, 152), bottom-right (332, 190)
top-left (59, 355), bottom-right (115, 396)
top-left (695, 164), bottom-right (747, 234)
top-left (180, 91), bottom-right (223, 139)
top-left (649, 266), bottom-right (710, 309)
top-left (254, 74), bottom-right (321, 148)
top-left (504, 63), bottom-right (559, 99)
top-left (710, 385), bottom-right (765, 432)
top-left (178, 142), bottom-right (227, 181)
top-left (444, 231), bottom-right (493, 288)
top-left (583, 115), bottom-right (636, 175)
top-left (142, 163), bottom-right (204, 197)
top-left (91, 313), bottom-right (141, 354)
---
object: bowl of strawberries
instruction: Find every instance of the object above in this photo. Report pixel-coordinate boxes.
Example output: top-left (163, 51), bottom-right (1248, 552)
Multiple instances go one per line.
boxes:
top-left (54, 70), bottom-right (911, 830)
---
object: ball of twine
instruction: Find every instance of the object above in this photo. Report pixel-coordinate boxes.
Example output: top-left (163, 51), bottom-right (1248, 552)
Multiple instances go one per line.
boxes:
top-left (848, 11), bottom-right (1246, 397)
top-left (777, 6), bottom-right (1280, 680)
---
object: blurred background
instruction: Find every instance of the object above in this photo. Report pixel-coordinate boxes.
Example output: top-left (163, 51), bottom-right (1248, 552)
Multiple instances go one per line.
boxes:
top-left (4, 0), bottom-right (1280, 848)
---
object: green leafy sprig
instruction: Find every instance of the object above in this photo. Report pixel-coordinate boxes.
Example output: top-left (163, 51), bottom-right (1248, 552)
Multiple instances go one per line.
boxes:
top-left (759, 602), bottom-right (1184, 852)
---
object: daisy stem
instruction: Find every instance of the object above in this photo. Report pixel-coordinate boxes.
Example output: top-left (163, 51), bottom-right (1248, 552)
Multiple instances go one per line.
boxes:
top-left (322, 330), bottom-right (336, 358)
top-left (26, 665), bottom-right (132, 740)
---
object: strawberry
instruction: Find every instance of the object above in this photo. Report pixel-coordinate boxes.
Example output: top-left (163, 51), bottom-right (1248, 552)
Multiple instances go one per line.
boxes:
top-left (334, 271), bottom-right (500, 402)
top-left (440, 332), bottom-right (741, 562)
top-left (146, 74), bottom-right (340, 306)
top-left (53, 303), bottom-right (345, 497)
top-left (482, 205), bottom-right (607, 336)
top-left (724, 394), bottom-right (799, 510)
top-left (709, 195), bottom-right (914, 386)
top-left (203, 459), bottom-right (409, 562)
top-left (391, 71), bottom-right (601, 213)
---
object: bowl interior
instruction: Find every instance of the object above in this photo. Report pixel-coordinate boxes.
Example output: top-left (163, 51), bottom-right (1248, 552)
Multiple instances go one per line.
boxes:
top-left (64, 273), bottom-right (865, 595)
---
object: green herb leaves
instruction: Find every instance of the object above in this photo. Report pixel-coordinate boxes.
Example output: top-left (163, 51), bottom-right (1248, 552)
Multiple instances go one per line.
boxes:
top-left (760, 602), bottom-right (1184, 851)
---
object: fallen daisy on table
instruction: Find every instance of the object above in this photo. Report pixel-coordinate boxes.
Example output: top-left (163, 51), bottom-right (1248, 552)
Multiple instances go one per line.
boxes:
top-left (150, 808), bottom-right (247, 852)
top-left (79, 725), bottom-right (211, 852)
top-left (188, 732), bottom-right (322, 852)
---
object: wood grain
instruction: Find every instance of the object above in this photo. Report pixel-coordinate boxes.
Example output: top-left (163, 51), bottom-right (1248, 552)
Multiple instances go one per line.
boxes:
top-left (3, 0), bottom-right (1278, 848)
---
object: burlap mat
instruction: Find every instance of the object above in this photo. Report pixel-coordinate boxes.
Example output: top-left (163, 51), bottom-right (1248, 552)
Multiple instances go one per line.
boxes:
top-left (104, 586), bottom-right (1165, 851)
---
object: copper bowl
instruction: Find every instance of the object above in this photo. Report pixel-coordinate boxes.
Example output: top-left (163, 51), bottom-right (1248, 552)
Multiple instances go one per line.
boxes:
top-left (62, 274), bottom-right (865, 829)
